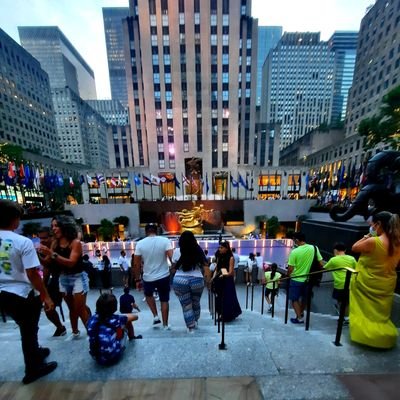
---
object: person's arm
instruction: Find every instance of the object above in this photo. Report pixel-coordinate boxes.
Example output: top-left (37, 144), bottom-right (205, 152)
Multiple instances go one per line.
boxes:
top-left (26, 268), bottom-right (54, 312)
top-left (132, 302), bottom-right (140, 312)
top-left (287, 265), bottom-right (294, 277)
top-left (226, 256), bottom-right (234, 277)
top-left (166, 248), bottom-right (173, 263)
top-left (133, 255), bottom-right (142, 288)
top-left (39, 239), bottom-right (82, 269)
top-left (352, 235), bottom-right (376, 254)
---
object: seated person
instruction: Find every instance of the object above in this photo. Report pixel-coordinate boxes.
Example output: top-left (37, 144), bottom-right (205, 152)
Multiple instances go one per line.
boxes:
top-left (119, 287), bottom-right (140, 313)
top-left (88, 293), bottom-right (142, 366)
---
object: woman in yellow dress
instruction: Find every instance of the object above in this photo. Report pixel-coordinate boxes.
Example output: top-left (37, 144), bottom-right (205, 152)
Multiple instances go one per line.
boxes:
top-left (350, 211), bottom-right (400, 349)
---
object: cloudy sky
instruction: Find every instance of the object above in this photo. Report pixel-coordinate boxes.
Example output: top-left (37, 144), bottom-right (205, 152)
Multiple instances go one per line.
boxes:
top-left (0, 0), bottom-right (373, 99)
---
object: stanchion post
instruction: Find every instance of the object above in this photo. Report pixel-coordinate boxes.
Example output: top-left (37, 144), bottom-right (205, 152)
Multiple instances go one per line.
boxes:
top-left (218, 281), bottom-right (227, 350)
top-left (305, 283), bottom-right (313, 331)
top-left (284, 278), bottom-right (290, 324)
top-left (261, 283), bottom-right (265, 315)
top-left (334, 269), bottom-right (352, 346)
top-left (245, 284), bottom-right (249, 309)
top-left (251, 284), bottom-right (254, 311)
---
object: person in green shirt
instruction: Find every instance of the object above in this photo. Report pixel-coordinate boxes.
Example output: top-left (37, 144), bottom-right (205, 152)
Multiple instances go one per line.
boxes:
top-left (323, 242), bottom-right (356, 322)
top-left (287, 232), bottom-right (323, 324)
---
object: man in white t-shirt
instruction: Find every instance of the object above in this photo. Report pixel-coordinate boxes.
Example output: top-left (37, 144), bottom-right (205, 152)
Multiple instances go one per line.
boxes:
top-left (256, 252), bottom-right (265, 283)
top-left (133, 224), bottom-right (173, 329)
top-left (118, 250), bottom-right (130, 287)
top-left (0, 200), bottom-right (57, 384)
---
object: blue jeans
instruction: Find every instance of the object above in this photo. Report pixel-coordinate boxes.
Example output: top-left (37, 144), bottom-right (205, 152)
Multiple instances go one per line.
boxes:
top-left (173, 275), bottom-right (204, 328)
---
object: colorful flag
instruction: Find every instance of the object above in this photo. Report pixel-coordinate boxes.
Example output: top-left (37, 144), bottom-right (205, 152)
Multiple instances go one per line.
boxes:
top-left (79, 175), bottom-right (85, 185)
top-left (151, 174), bottom-right (160, 185)
top-left (96, 174), bottom-right (105, 185)
top-left (143, 175), bottom-right (151, 185)
top-left (34, 168), bottom-right (40, 189)
top-left (134, 174), bottom-right (141, 186)
top-left (174, 175), bottom-right (180, 189)
top-left (69, 177), bottom-right (75, 188)
top-left (230, 174), bottom-right (239, 188)
top-left (86, 174), bottom-right (93, 186)
top-left (205, 173), bottom-right (210, 194)
top-left (182, 175), bottom-right (190, 185)
top-left (110, 177), bottom-right (117, 188)
top-left (8, 162), bottom-right (16, 179)
top-left (57, 174), bottom-right (64, 187)
top-left (238, 173), bottom-right (248, 190)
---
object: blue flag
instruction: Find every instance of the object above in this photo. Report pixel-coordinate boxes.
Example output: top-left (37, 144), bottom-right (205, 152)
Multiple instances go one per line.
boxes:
top-left (134, 174), bottom-right (141, 186)
top-left (174, 175), bottom-right (180, 189)
top-left (238, 173), bottom-right (248, 190)
top-left (230, 174), bottom-right (239, 188)
top-left (206, 173), bottom-right (210, 194)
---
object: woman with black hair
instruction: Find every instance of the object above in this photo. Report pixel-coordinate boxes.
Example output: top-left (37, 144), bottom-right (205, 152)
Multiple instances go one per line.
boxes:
top-left (264, 263), bottom-right (281, 312)
top-left (212, 241), bottom-right (242, 322)
top-left (172, 231), bottom-right (209, 332)
top-left (350, 211), bottom-right (400, 349)
top-left (39, 216), bottom-right (90, 339)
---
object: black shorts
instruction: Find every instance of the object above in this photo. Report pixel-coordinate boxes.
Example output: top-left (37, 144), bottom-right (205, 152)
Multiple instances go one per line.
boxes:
top-left (332, 288), bottom-right (349, 305)
top-left (143, 275), bottom-right (170, 302)
top-left (265, 287), bottom-right (279, 297)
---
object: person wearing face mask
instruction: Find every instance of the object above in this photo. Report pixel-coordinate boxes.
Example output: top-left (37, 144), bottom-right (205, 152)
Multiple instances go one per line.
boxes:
top-left (350, 211), bottom-right (400, 349)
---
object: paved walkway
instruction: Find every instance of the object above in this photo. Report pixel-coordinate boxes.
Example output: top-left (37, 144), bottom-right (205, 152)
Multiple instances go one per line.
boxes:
top-left (1, 285), bottom-right (399, 399)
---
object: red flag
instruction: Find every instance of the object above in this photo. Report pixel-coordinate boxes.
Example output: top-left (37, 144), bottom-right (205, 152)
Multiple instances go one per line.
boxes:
top-left (110, 177), bottom-right (117, 187)
top-left (8, 162), bottom-right (16, 178)
top-left (69, 177), bottom-right (75, 188)
top-left (19, 163), bottom-right (25, 178)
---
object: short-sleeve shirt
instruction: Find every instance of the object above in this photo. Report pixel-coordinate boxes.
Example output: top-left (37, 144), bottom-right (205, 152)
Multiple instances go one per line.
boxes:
top-left (87, 313), bottom-right (128, 365)
top-left (288, 244), bottom-right (323, 282)
top-left (134, 235), bottom-right (173, 281)
top-left (233, 253), bottom-right (240, 269)
top-left (118, 255), bottom-right (130, 272)
top-left (264, 271), bottom-right (282, 289)
top-left (0, 230), bottom-right (40, 298)
top-left (119, 293), bottom-right (135, 313)
top-left (324, 254), bottom-right (356, 289)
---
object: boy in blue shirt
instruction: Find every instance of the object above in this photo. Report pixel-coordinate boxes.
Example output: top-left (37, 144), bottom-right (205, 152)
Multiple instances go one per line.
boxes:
top-left (88, 293), bottom-right (142, 366)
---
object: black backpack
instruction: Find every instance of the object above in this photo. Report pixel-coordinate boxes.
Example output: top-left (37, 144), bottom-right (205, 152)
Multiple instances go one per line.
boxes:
top-left (308, 246), bottom-right (322, 287)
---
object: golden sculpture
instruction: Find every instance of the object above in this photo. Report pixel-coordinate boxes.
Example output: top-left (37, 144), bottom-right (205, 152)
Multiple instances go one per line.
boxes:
top-left (176, 204), bottom-right (205, 234)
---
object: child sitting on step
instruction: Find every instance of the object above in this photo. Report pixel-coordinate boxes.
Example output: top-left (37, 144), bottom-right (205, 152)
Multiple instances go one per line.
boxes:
top-left (87, 293), bottom-right (142, 366)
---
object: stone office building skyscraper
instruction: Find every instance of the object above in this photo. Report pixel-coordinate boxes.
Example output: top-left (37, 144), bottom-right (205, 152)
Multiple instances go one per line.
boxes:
top-left (123, 0), bottom-right (258, 180)
top-left (103, 7), bottom-right (130, 107)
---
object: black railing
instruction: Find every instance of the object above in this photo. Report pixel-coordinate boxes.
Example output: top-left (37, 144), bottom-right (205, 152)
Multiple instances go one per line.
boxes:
top-left (244, 267), bottom-right (358, 346)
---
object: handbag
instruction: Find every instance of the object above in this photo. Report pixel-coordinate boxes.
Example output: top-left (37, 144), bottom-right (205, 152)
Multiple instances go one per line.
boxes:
top-left (308, 246), bottom-right (322, 286)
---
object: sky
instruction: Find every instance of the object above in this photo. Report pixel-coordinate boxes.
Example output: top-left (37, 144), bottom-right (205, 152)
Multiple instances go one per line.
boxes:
top-left (0, 0), bottom-right (374, 99)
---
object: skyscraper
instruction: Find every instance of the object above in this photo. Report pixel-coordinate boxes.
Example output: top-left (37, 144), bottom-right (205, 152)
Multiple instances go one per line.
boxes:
top-left (345, 0), bottom-right (400, 139)
top-left (103, 7), bottom-right (130, 107)
top-left (18, 26), bottom-right (97, 100)
top-left (257, 26), bottom-right (282, 105)
top-left (0, 28), bottom-right (59, 159)
top-left (262, 32), bottom-right (334, 150)
top-left (123, 0), bottom-right (258, 183)
top-left (328, 31), bottom-right (358, 125)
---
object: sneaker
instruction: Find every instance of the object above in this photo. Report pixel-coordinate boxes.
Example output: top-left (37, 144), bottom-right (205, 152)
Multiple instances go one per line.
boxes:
top-left (153, 316), bottom-right (161, 325)
top-left (72, 330), bottom-right (80, 339)
top-left (53, 326), bottom-right (67, 337)
top-left (154, 294), bottom-right (160, 301)
top-left (163, 325), bottom-right (171, 331)
top-left (267, 306), bottom-right (273, 313)
top-left (38, 347), bottom-right (50, 360)
top-left (22, 361), bottom-right (58, 384)
top-left (290, 317), bottom-right (304, 324)
top-left (142, 297), bottom-right (147, 302)
top-left (129, 334), bottom-right (143, 340)
top-left (187, 328), bottom-right (195, 334)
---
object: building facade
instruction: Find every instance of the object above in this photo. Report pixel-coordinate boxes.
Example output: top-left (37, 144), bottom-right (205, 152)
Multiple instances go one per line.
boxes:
top-left (52, 88), bottom-right (109, 169)
top-left (122, 0), bottom-right (258, 192)
top-left (0, 28), bottom-right (60, 159)
top-left (103, 7), bottom-right (130, 107)
top-left (87, 100), bottom-right (134, 169)
top-left (256, 26), bottom-right (282, 106)
top-left (18, 26), bottom-right (97, 100)
top-left (262, 32), bottom-right (335, 151)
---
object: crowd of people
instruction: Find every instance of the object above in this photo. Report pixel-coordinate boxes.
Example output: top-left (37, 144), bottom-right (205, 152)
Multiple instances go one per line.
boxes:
top-left (0, 197), bottom-right (399, 385)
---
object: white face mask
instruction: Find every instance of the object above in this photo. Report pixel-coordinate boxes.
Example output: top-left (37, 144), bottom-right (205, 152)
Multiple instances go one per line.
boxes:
top-left (369, 226), bottom-right (377, 237)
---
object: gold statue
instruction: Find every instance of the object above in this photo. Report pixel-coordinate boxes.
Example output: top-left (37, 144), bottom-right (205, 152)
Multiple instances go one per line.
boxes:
top-left (176, 204), bottom-right (205, 234)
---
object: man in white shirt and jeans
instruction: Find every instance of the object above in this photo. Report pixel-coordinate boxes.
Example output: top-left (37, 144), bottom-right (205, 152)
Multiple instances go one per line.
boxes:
top-left (118, 250), bottom-right (130, 287)
top-left (0, 200), bottom-right (57, 384)
top-left (134, 224), bottom-right (173, 329)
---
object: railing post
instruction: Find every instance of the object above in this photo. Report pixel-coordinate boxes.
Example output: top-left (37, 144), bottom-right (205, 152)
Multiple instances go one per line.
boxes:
top-left (250, 284), bottom-right (254, 311)
top-left (305, 283), bottom-right (313, 331)
top-left (261, 283), bottom-right (265, 315)
top-left (245, 284), bottom-right (249, 309)
top-left (334, 269), bottom-right (352, 346)
top-left (218, 281), bottom-right (227, 350)
top-left (285, 277), bottom-right (290, 324)
top-left (271, 281), bottom-right (276, 318)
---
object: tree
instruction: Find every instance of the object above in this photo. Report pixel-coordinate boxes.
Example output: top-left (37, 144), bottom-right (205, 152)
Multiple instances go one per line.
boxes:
top-left (358, 85), bottom-right (400, 150)
top-left (113, 216), bottom-right (129, 227)
top-left (0, 143), bottom-right (24, 164)
top-left (97, 219), bottom-right (114, 241)
top-left (267, 216), bottom-right (280, 239)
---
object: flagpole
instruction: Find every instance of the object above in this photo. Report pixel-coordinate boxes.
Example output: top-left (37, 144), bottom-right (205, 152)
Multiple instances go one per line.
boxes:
top-left (150, 182), bottom-right (153, 201)
top-left (236, 173), bottom-right (239, 200)
top-left (134, 174), bottom-right (138, 202)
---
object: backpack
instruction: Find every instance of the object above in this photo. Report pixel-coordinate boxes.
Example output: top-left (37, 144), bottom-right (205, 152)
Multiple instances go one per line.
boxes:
top-left (308, 246), bottom-right (322, 287)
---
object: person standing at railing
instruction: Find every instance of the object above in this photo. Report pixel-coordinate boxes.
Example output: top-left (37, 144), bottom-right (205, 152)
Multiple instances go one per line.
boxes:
top-left (211, 241), bottom-right (242, 322)
top-left (323, 242), bottom-right (356, 324)
top-left (287, 232), bottom-right (323, 324)
top-left (350, 211), bottom-right (400, 349)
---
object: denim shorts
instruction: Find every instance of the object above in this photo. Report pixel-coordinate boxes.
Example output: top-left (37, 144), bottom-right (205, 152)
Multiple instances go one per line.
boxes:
top-left (59, 272), bottom-right (89, 295)
top-left (143, 275), bottom-right (170, 302)
top-left (288, 280), bottom-right (307, 301)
